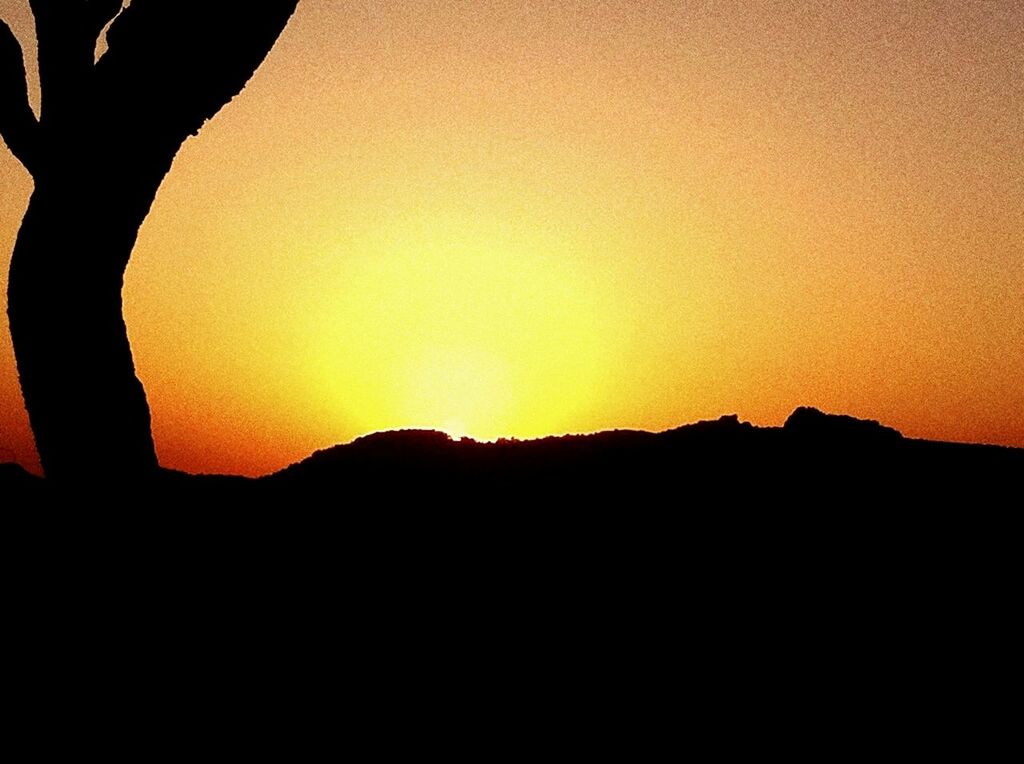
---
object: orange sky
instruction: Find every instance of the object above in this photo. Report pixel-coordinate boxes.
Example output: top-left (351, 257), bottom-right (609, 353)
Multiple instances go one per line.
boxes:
top-left (2, 0), bottom-right (1022, 476)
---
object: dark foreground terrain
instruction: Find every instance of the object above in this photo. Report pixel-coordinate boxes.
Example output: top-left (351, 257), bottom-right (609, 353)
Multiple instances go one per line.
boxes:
top-left (5, 407), bottom-right (1013, 732)
top-left (2, 407), bottom-right (1020, 504)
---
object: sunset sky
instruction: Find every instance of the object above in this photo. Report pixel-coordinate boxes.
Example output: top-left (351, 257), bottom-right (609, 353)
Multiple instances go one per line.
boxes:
top-left (1, 0), bottom-right (1022, 476)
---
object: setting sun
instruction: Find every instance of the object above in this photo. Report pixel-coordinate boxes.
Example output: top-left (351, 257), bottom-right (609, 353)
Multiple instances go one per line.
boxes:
top-left (299, 207), bottom-right (621, 443)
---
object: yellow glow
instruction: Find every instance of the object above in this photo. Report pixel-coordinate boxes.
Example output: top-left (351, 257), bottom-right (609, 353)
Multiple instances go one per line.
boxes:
top-left (300, 205), bottom-right (620, 443)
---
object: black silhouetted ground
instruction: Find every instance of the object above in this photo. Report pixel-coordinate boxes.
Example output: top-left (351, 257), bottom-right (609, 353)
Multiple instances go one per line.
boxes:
top-left (1, 407), bottom-right (1021, 504)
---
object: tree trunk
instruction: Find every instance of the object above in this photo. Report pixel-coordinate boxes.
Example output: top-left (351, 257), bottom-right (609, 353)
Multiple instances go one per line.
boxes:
top-left (2, 1), bottom-right (299, 484)
top-left (7, 170), bottom-right (164, 483)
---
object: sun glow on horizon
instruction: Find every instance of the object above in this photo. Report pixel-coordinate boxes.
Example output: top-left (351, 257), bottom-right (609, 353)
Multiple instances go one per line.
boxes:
top-left (298, 207), bottom-right (630, 445)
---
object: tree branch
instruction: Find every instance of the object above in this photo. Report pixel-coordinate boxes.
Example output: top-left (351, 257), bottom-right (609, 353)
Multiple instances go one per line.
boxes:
top-left (28, 0), bottom-right (106, 126)
top-left (0, 20), bottom-right (40, 173)
top-left (96, 0), bottom-right (299, 150)
top-left (87, 0), bottom-right (125, 36)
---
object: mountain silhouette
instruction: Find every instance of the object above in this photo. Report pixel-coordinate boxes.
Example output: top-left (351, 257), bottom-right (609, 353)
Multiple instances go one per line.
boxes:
top-left (1, 407), bottom-right (1019, 503)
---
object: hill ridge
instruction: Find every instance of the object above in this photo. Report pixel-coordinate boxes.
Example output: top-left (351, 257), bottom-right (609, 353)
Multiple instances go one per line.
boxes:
top-left (1, 407), bottom-right (1021, 498)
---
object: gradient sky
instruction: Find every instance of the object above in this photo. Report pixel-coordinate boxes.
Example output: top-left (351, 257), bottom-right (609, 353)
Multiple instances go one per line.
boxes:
top-left (1, 0), bottom-right (1022, 475)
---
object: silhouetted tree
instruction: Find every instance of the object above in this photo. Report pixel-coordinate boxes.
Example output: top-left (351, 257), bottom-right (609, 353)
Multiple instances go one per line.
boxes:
top-left (0, 1), bottom-right (298, 482)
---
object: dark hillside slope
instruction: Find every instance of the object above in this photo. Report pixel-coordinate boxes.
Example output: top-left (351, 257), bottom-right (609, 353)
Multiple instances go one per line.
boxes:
top-left (1, 408), bottom-right (1020, 503)
top-left (267, 408), bottom-right (1021, 503)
